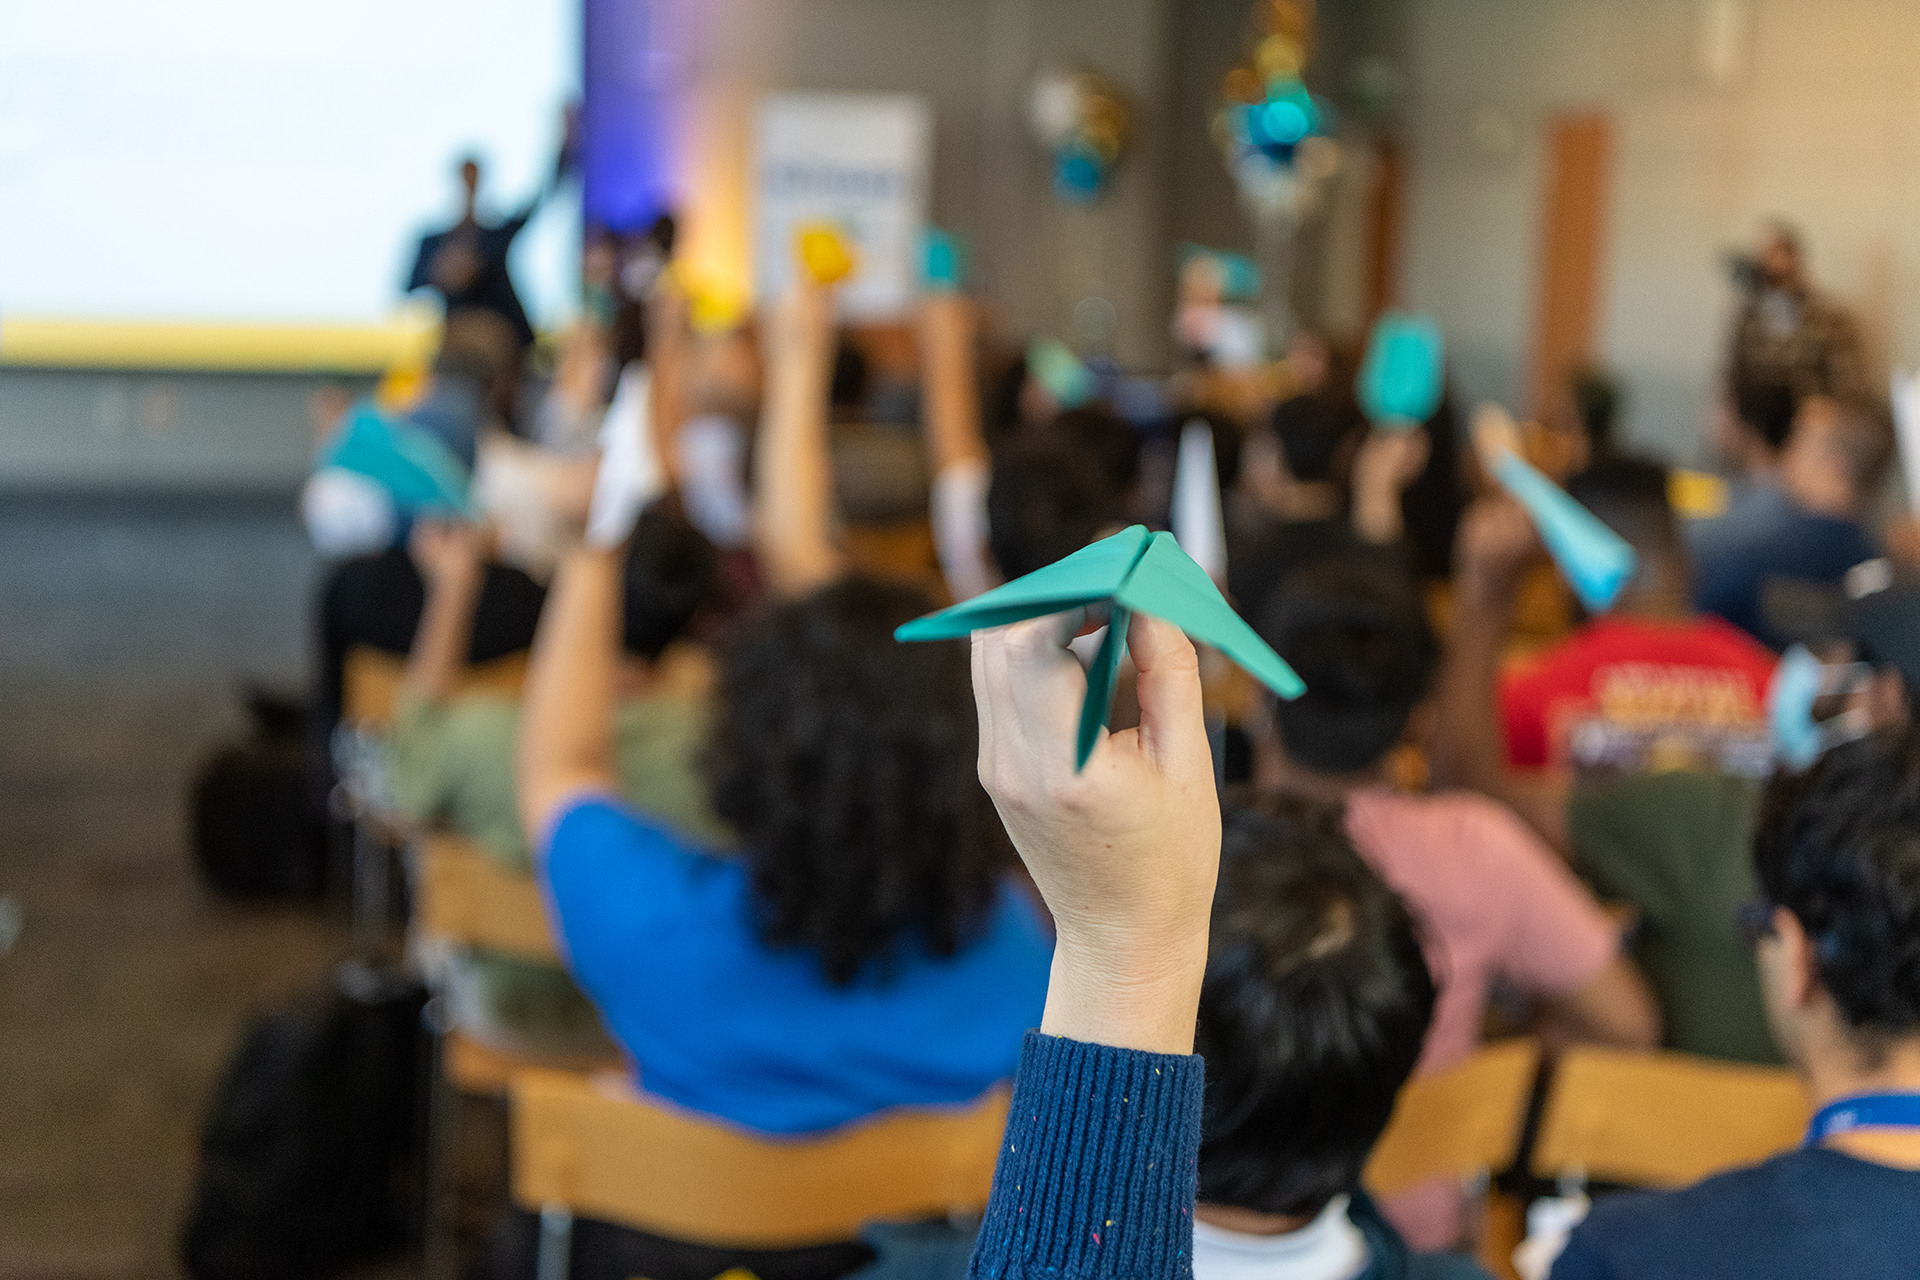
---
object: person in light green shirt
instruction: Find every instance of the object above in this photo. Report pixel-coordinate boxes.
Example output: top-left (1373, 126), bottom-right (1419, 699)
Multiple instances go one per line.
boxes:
top-left (392, 506), bottom-right (728, 1061)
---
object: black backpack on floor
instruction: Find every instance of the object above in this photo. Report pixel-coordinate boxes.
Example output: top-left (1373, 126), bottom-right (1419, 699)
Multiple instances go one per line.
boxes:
top-left (190, 690), bottom-right (326, 899)
top-left (180, 960), bottom-right (428, 1280)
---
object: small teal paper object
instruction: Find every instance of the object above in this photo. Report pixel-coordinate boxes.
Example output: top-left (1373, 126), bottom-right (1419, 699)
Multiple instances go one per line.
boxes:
top-left (319, 403), bottom-right (474, 518)
top-left (1357, 312), bottom-right (1444, 431)
top-left (1026, 337), bottom-right (1098, 410)
top-left (1491, 450), bottom-right (1637, 614)
top-left (923, 228), bottom-right (966, 292)
top-left (1768, 644), bottom-right (1874, 769)
top-left (896, 525), bottom-right (1304, 769)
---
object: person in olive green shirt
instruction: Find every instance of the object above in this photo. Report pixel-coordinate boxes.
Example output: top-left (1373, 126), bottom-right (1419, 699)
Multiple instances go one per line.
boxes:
top-left (392, 506), bottom-right (729, 1061)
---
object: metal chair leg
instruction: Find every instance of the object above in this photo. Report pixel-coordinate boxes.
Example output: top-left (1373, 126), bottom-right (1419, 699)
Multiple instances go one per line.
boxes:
top-left (420, 997), bottom-right (459, 1280)
top-left (535, 1203), bottom-right (573, 1280)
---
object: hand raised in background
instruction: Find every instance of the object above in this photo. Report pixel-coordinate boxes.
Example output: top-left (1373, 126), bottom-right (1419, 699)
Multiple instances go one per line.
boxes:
top-left (407, 518), bottom-right (488, 596)
top-left (1351, 426), bottom-right (1432, 544)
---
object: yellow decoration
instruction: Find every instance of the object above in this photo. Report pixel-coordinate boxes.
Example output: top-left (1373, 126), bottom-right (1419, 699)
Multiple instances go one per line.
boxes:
top-left (794, 222), bottom-right (857, 286)
top-left (1669, 468), bottom-right (1731, 520)
top-left (374, 363), bottom-right (430, 414)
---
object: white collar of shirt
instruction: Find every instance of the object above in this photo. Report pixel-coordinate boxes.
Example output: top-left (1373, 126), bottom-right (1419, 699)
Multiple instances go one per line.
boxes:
top-left (1192, 1194), bottom-right (1371, 1280)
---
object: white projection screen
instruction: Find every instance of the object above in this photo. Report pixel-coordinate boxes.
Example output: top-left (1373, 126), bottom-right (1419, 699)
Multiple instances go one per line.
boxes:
top-left (0, 0), bottom-right (580, 368)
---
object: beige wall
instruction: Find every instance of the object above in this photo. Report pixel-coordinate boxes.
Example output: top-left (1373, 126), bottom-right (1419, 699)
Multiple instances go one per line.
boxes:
top-left (1396, 0), bottom-right (1920, 464)
top-left (673, 0), bottom-right (1179, 366)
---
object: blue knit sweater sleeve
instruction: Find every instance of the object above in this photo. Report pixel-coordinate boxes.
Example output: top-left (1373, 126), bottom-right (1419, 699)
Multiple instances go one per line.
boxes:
top-left (968, 1031), bottom-right (1206, 1280)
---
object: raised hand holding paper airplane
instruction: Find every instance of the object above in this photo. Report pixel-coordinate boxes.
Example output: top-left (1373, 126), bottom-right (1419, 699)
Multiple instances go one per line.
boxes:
top-left (1357, 312), bottom-right (1445, 432)
top-left (1026, 337), bottom-right (1098, 410)
top-left (922, 228), bottom-right (965, 293)
top-left (319, 403), bottom-right (474, 519)
top-left (896, 525), bottom-right (1302, 768)
top-left (1473, 403), bottom-right (1638, 614)
top-left (794, 221), bottom-right (858, 286)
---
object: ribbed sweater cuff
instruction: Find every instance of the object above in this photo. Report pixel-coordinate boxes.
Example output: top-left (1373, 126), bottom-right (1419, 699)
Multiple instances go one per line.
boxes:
top-left (969, 1031), bottom-right (1205, 1280)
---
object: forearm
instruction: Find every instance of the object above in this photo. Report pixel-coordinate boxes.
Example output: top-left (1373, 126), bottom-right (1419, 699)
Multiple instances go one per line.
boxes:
top-left (753, 335), bottom-right (842, 596)
top-left (402, 575), bottom-right (481, 702)
top-left (922, 306), bottom-right (988, 477)
top-left (516, 545), bottom-right (622, 839)
top-left (1428, 588), bottom-right (1511, 796)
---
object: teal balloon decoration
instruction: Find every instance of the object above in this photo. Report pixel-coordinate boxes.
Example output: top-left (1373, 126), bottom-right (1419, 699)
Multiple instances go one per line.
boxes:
top-left (1491, 451), bottom-right (1638, 614)
top-left (1357, 312), bottom-right (1445, 431)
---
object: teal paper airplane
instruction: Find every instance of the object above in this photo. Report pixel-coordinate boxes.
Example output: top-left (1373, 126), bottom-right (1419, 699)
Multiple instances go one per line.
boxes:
top-left (896, 525), bottom-right (1305, 769)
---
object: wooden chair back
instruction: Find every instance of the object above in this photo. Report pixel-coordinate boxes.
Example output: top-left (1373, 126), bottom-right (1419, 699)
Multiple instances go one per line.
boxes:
top-left (1531, 1046), bottom-right (1808, 1188)
top-left (509, 1070), bottom-right (1009, 1248)
top-left (415, 833), bottom-right (561, 965)
top-left (1365, 1038), bottom-right (1541, 1198)
top-left (341, 645), bottom-right (529, 731)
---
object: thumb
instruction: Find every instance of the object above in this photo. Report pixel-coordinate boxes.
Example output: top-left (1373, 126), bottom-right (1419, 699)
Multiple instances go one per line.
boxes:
top-left (1125, 612), bottom-right (1209, 778)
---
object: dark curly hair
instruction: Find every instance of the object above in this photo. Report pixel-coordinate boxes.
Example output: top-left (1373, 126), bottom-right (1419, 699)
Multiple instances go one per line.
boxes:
top-left (703, 576), bottom-right (1012, 985)
top-left (1754, 728), bottom-right (1920, 1058)
top-left (1197, 792), bottom-right (1436, 1218)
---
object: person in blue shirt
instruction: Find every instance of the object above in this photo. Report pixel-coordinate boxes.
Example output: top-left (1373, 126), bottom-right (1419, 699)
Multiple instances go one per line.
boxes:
top-left (517, 550), bottom-right (1052, 1139)
top-left (1688, 393), bottom-right (1891, 648)
top-left (1546, 728), bottom-right (1920, 1280)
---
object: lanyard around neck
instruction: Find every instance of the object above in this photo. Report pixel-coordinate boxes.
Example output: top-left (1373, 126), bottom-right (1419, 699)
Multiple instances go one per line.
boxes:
top-left (1804, 1093), bottom-right (1920, 1146)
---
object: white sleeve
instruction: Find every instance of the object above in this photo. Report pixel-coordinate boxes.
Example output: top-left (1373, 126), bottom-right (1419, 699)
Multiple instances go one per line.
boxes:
top-left (674, 413), bottom-right (752, 550)
top-left (931, 457), bottom-right (995, 601)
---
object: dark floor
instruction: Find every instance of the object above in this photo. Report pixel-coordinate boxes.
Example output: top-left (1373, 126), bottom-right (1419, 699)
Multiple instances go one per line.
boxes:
top-left (0, 494), bottom-right (363, 1278)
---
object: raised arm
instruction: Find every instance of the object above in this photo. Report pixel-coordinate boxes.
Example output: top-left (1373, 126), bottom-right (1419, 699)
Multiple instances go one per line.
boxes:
top-left (1428, 496), bottom-right (1574, 852)
top-left (515, 543), bottom-right (623, 843)
top-left (967, 611), bottom-right (1219, 1280)
top-left (400, 520), bottom-right (487, 702)
top-left (752, 282), bottom-right (845, 596)
top-left (920, 294), bottom-right (995, 599)
top-left (1350, 426), bottom-right (1431, 545)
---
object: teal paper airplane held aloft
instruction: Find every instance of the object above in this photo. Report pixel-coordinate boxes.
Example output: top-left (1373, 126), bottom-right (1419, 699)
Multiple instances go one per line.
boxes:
top-left (895, 525), bottom-right (1305, 769)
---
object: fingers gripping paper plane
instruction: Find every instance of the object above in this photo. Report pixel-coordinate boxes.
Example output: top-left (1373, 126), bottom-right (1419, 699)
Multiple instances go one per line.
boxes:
top-left (895, 525), bottom-right (1305, 769)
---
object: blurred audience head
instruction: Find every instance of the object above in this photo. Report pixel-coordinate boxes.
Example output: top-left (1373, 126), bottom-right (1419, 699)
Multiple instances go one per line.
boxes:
top-left (705, 577), bottom-right (1009, 985)
top-left (1760, 218), bottom-right (1806, 292)
top-left (1566, 455), bottom-right (1685, 569)
top-left (1196, 792), bottom-right (1436, 1220)
top-left (1568, 366), bottom-right (1621, 461)
top-left (1751, 728), bottom-right (1920, 1072)
top-left (1270, 392), bottom-right (1364, 487)
top-left (456, 154), bottom-right (482, 209)
top-left (1781, 394), bottom-right (1896, 517)
top-left (620, 505), bottom-right (719, 662)
top-left (1258, 561), bottom-right (1437, 776)
top-left (988, 431), bottom-right (1128, 578)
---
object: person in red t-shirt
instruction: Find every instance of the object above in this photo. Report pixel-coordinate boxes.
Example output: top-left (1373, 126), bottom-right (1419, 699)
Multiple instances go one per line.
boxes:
top-left (1434, 458), bottom-right (1780, 851)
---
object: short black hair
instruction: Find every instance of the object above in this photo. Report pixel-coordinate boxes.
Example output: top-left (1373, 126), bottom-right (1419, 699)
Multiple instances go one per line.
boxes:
top-left (1270, 393), bottom-right (1364, 484)
top-left (704, 577), bottom-right (1011, 985)
top-left (1569, 367), bottom-right (1620, 458)
top-left (1814, 394), bottom-right (1897, 495)
top-left (1754, 729), bottom-right (1920, 1059)
top-left (1734, 379), bottom-right (1799, 453)
top-left (621, 505), bottom-right (718, 660)
top-left (988, 433), bottom-right (1125, 579)
top-left (1258, 561), bottom-right (1436, 774)
top-left (1051, 406), bottom-right (1143, 497)
top-left (1198, 793), bottom-right (1436, 1218)
top-left (1565, 455), bottom-right (1681, 562)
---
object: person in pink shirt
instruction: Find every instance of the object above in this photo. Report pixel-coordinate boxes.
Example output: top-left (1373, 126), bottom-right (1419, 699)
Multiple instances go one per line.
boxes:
top-left (1247, 558), bottom-right (1660, 1251)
